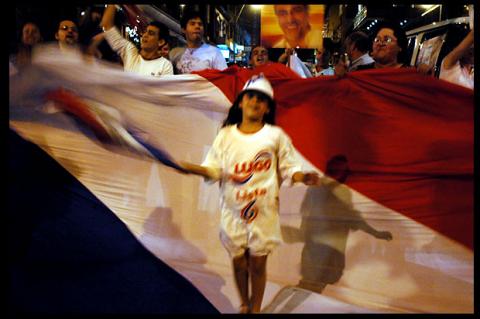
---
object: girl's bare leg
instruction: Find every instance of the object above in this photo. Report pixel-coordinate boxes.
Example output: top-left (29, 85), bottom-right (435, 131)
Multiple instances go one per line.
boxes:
top-left (232, 251), bottom-right (250, 313)
top-left (249, 254), bottom-right (268, 313)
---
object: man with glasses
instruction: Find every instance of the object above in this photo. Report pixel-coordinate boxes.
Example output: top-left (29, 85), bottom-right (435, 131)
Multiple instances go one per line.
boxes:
top-left (100, 4), bottom-right (173, 77)
top-left (56, 20), bottom-right (80, 51)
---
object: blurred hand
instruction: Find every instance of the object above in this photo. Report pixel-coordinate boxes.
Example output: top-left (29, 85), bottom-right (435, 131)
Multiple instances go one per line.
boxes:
top-left (375, 230), bottom-right (393, 241)
top-left (178, 161), bottom-right (193, 174)
top-left (278, 48), bottom-right (295, 64)
top-left (285, 48), bottom-right (295, 56)
top-left (334, 59), bottom-right (348, 77)
top-left (416, 63), bottom-right (434, 76)
top-left (303, 172), bottom-right (320, 186)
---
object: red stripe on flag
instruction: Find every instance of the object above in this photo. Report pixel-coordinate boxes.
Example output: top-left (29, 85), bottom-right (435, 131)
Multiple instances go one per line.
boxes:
top-left (45, 88), bottom-right (110, 140)
top-left (199, 66), bottom-right (474, 249)
top-left (195, 63), bottom-right (301, 103)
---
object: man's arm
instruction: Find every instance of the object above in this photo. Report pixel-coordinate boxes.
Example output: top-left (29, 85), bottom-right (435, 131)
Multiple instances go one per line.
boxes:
top-left (99, 5), bottom-right (136, 60)
top-left (100, 4), bottom-right (117, 31)
top-left (278, 48), bottom-right (294, 64)
top-left (85, 32), bottom-right (105, 58)
top-left (442, 30), bottom-right (473, 70)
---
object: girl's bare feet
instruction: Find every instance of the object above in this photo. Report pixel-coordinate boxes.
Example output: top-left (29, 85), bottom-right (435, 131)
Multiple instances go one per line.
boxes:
top-left (239, 304), bottom-right (250, 314)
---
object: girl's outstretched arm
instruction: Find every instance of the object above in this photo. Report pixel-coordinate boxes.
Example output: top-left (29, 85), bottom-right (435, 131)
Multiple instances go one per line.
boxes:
top-left (292, 171), bottom-right (320, 185)
top-left (180, 161), bottom-right (221, 181)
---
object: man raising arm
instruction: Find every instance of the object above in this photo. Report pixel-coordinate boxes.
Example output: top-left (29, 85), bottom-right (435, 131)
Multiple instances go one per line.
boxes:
top-left (100, 4), bottom-right (173, 77)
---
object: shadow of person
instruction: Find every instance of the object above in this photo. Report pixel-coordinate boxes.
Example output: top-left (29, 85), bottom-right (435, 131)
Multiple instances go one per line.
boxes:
top-left (269, 155), bottom-right (392, 312)
top-left (139, 207), bottom-right (235, 312)
top-left (299, 155), bottom-right (393, 291)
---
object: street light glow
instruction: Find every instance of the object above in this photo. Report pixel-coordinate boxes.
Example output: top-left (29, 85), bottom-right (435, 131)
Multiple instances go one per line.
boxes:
top-left (421, 4), bottom-right (440, 16)
top-left (251, 5), bottom-right (263, 10)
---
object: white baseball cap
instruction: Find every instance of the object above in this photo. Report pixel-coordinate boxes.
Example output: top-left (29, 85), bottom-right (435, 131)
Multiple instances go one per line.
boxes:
top-left (241, 73), bottom-right (274, 99)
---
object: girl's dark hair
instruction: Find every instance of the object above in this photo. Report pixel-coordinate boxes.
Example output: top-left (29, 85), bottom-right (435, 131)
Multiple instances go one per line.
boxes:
top-left (222, 90), bottom-right (276, 127)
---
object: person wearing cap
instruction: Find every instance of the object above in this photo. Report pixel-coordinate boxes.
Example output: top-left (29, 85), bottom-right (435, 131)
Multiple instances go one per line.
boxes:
top-left (179, 74), bottom-right (320, 313)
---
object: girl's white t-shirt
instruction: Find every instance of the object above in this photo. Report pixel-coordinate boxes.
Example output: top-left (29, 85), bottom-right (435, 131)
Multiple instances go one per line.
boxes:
top-left (202, 124), bottom-right (302, 253)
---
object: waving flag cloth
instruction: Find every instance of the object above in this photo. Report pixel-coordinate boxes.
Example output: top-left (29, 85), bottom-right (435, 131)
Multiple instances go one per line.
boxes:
top-left (9, 44), bottom-right (473, 313)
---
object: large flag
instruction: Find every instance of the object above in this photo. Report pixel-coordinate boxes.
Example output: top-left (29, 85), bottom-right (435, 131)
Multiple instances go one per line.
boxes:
top-left (9, 44), bottom-right (473, 313)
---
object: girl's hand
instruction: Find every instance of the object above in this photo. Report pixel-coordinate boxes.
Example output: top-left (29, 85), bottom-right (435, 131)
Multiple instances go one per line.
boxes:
top-left (292, 171), bottom-right (320, 185)
top-left (178, 161), bottom-right (193, 174)
top-left (302, 172), bottom-right (320, 185)
top-left (179, 161), bottom-right (221, 180)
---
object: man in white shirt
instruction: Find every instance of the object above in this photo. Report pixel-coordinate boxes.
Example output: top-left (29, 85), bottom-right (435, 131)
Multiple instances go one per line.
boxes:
top-left (169, 9), bottom-right (227, 74)
top-left (100, 4), bottom-right (173, 77)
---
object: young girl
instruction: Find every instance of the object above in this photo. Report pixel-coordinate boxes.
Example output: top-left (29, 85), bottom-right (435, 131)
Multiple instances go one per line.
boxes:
top-left (181, 74), bottom-right (319, 313)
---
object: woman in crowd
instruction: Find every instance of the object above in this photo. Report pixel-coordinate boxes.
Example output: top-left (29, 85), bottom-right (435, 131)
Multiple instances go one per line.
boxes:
top-left (10, 22), bottom-right (43, 74)
top-left (357, 21), bottom-right (408, 70)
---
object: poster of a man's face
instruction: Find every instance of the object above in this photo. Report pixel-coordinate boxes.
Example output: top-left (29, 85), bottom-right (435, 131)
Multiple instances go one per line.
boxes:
top-left (261, 4), bottom-right (325, 49)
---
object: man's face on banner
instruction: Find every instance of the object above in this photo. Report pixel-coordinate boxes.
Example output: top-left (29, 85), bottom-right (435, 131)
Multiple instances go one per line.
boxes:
top-left (274, 5), bottom-right (309, 42)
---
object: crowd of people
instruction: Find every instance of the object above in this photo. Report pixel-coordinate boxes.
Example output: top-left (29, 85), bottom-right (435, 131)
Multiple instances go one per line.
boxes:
top-left (10, 5), bottom-right (474, 89)
top-left (9, 5), bottom-right (474, 314)
top-left (273, 19), bottom-right (473, 89)
top-left (10, 6), bottom-right (229, 77)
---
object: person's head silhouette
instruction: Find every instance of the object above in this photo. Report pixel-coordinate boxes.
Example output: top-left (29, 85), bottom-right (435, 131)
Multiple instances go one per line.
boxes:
top-left (325, 155), bottom-right (350, 183)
